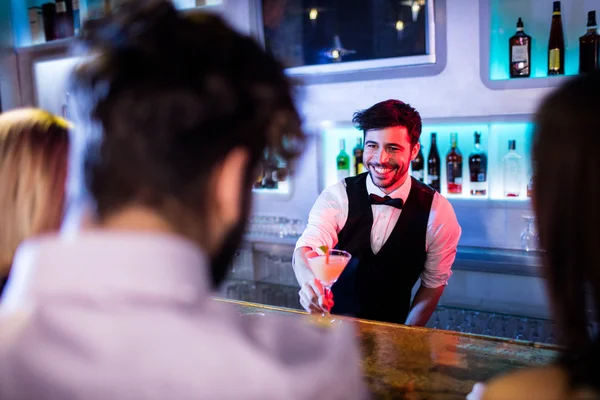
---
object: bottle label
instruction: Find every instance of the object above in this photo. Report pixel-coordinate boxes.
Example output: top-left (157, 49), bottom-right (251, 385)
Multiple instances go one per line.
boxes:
top-left (428, 175), bottom-right (439, 190)
top-left (470, 171), bottom-right (486, 182)
top-left (549, 48), bottom-right (561, 70)
top-left (447, 162), bottom-right (462, 183)
top-left (337, 170), bottom-right (350, 182)
top-left (356, 162), bottom-right (366, 174)
top-left (412, 170), bottom-right (424, 181)
top-left (512, 45), bottom-right (528, 63)
top-left (470, 181), bottom-right (487, 196)
top-left (56, 1), bottom-right (67, 13)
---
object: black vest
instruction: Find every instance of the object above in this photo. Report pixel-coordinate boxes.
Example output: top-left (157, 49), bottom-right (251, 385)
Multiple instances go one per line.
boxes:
top-left (332, 173), bottom-right (435, 324)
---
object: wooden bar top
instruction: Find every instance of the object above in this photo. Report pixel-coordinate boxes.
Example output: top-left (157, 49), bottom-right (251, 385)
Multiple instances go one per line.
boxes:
top-left (216, 298), bottom-right (559, 400)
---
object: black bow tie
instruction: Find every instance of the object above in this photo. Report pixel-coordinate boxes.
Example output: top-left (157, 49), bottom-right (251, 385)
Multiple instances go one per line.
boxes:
top-left (369, 194), bottom-right (404, 209)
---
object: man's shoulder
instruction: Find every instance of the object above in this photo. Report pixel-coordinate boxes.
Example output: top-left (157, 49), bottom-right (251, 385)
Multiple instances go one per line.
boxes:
top-left (410, 178), bottom-right (437, 198)
top-left (319, 179), bottom-right (349, 202)
top-left (0, 300), bottom-right (365, 399)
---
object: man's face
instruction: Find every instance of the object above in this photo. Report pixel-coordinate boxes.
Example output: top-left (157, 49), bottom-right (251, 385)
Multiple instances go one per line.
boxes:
top-left (363, 126), bottom-right (419, 193)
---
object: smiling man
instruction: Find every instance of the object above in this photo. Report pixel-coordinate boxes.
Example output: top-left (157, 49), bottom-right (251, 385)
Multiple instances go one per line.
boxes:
top-left (293, 99), bottom-right (461, 326)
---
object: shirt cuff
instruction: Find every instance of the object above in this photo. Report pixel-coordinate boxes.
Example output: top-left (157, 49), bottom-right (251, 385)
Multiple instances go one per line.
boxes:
top-left (419, 268), bottom-right (453, 288)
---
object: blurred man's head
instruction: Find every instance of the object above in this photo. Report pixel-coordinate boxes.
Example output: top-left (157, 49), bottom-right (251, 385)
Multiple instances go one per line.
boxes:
top-left (68, 0), bottom-right (304, 287)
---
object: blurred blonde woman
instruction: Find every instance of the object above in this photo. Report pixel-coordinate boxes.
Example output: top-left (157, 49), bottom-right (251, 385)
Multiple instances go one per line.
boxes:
top-left (0, 109), bottom-right (70, 296)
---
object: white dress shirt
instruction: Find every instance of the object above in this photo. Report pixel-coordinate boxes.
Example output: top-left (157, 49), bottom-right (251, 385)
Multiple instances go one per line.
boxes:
top-left (0, 231), bottom-right (366, 400)
top-left (296, 175), bottom-right (461, 288)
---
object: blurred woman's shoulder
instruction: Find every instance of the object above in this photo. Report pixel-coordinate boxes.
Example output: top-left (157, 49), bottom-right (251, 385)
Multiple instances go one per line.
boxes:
top-left (483, 365), bottom-right (599, 400)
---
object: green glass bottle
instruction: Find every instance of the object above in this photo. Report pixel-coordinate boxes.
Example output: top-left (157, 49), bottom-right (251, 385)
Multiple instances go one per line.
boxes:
top-left (336, 139), bottom-right (350, 181)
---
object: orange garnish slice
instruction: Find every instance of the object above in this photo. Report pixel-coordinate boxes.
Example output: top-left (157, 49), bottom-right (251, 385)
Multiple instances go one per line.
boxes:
top-left (318, 245), bottom-right (330, 264)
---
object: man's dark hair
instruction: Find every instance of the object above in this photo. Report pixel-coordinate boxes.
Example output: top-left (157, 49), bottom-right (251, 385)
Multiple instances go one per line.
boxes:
top-left (352, 99), bottom-right (422, 147)
top-left (532, 70), bottom-right (600, 391)
top-left (69, 1), bottom-right (303, 247)
top-left (68, 1), bottom-right (304, 286)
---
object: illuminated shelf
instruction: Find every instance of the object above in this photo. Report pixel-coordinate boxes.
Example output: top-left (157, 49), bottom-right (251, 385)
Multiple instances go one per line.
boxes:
top-left (318, 121), bottom-right (534, 202)
top-left (10, 0), bottom-right (222, 50)
top-left (479, 0), bottom-right (597, 90)
top-left (252, 180), bottom-right (293, 201)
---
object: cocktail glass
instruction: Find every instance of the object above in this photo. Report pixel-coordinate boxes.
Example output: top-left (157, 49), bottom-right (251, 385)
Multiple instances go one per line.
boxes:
top-left (305, 249), bottom-right (352, 319)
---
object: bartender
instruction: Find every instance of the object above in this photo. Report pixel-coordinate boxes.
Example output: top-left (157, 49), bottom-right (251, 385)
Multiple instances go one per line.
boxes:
top-left (293, 99), bottom-right (461, 326)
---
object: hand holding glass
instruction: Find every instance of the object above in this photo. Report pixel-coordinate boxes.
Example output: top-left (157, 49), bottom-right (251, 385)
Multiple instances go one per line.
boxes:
top-left (305, 249), bottom-right (352, 315)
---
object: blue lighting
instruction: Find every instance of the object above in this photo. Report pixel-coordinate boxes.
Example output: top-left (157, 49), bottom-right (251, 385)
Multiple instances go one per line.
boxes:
top-left (489, 0), bottom-right (584, 80)
top-left (321, 122), bottom-right (534, 201)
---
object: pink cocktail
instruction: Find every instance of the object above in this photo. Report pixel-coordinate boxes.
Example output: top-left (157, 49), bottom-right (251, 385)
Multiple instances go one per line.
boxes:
top-left (307, 254), bottom-right (348, 287)
top-left (306, 249), bottom-right (352, 315)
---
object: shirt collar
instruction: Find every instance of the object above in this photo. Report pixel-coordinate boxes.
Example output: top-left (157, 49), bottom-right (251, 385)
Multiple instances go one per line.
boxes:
top-left (3, 231), bottom-right (211, 309)
top-left (366, 173), bottom-right (412, 203)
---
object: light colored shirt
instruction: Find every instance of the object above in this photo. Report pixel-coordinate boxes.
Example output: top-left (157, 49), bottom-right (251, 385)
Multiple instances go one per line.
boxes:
top-left (0, 231), bottom-right (366, 400)
top-left (296, 175), bottom-right (461, 288)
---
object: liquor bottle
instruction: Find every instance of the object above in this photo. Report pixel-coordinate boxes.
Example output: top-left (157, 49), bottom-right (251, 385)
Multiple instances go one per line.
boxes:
top-left (336, 139), bottom-right (350, 181)
top-left (104, 0), bottom-right (112, 15)
top-left (42, 3), bottom-right (57, 42)
top-left (73, 0), bottom-right (81, 36)
top-left (85, 0), bottom-right (107, 20)
top-left (548, 1), bottom-right (565, 76)
top-left (352, 137), bottom-right (365, 175)
top-left (28, 7), bottom-right (45, 45)
top-left (469, 132), bottom-right (487, 196)
top-left (427, 133), bottom-right (441, 192)
top-left (411, 142), bottom-right (424, 182)
top-left (273, 156), bottom-right (288, 183)
top-left (262, 151), bottom-right (278, 189)
top-left (527, 175), bottom-right (534, 198)
top-left (446, 133), bottom-right (463, 194)
top-left (503, 140), bottom-right (523, 197)
top-left (254, 162), bottom-right (265, 189)
top-left (55, 0), bottom-right (75, 38)
top-left (579, 11), bottom-right (599, 74)
top-left (509, 17), bottom-right (532, 78)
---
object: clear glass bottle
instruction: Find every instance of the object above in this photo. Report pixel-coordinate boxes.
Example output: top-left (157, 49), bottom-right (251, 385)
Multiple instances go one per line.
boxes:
top-left (503, 140), bottom-right (523, 197)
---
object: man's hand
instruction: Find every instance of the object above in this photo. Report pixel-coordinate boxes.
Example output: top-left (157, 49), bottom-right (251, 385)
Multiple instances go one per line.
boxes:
top-left (299, 278), bottom-right (334, 313)
top-left (293, 247), bottom-right (335, 313)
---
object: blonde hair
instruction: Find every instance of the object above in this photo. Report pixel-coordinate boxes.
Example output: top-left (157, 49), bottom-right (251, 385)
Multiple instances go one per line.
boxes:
top-left (0, 108), bottom-right (70, 279)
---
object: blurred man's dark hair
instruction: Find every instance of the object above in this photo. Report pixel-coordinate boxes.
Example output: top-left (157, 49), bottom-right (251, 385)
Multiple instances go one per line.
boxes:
top-left (68, 0), bottom-right (304, 287)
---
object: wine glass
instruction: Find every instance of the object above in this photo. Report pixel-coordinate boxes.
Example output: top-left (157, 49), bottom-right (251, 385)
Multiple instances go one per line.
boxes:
top-left (305, 249), bottom-right (352, 320)
top-left (520, 215), bottom-right (537, 251)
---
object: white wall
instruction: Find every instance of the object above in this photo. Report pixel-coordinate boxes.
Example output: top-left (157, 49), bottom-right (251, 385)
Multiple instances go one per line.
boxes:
top-left (12, 0), bottom-right (557, 317)
top-left (20, 0), bottom-right (549, 251)
top-left (251, 0), bottom-right (559, 251)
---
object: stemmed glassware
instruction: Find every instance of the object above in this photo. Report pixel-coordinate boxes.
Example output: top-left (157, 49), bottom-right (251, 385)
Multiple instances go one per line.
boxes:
top-left (305, 249), bottom-right (352, 320)
top-left (520, 215), bottom-right (539, 251)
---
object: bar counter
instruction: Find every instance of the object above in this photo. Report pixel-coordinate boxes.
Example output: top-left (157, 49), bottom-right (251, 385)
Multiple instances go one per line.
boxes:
top-left (216, 298), bottom-right (558, 400)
